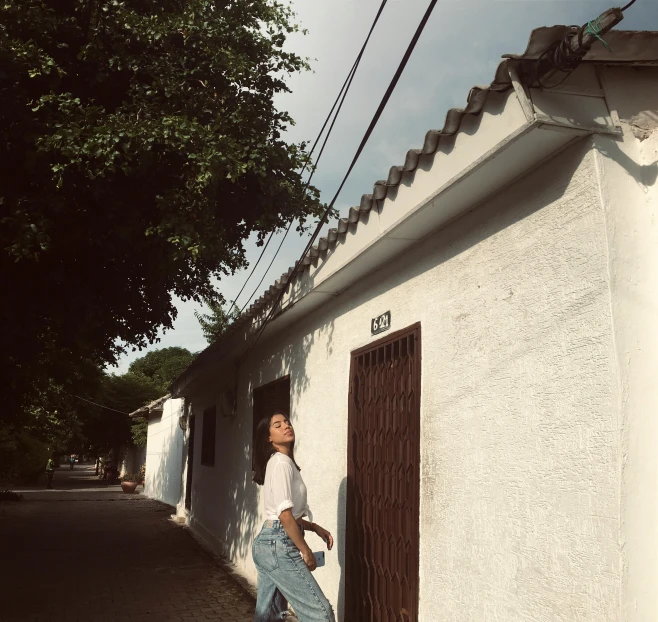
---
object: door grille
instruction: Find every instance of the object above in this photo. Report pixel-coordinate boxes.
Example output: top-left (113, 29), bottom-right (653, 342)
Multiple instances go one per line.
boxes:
top-left (346, 324), bottom-right (421, 622)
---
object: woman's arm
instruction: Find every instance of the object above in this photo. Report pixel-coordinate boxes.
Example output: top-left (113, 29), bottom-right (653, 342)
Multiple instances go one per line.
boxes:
top-left (280, 509), bottom-right (317, 571)
top-left (296, 517), bottom-right (334, 551)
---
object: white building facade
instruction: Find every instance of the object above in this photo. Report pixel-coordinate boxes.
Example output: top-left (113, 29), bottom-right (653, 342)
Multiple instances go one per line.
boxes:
top-left (168, 28), bottom-right (657, 622)
top-left (131, 395), bottom-right (186, 508)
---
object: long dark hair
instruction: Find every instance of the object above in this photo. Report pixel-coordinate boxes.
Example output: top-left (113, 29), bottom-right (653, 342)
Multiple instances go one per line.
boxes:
top-left (252, 410), bottom-right (299, 485)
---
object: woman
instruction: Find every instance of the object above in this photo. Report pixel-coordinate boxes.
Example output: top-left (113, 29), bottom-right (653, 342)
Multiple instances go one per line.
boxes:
top-left (252, 411), bottom-right (335, 622)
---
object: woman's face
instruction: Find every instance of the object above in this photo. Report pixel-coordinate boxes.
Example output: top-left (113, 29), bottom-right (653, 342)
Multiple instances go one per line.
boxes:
top-left (268, 413), bottom-right (295, 446)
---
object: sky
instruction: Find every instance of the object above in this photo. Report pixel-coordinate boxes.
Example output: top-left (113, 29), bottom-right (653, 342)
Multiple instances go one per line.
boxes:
top-left (113, 0), bottom-right (657, 373)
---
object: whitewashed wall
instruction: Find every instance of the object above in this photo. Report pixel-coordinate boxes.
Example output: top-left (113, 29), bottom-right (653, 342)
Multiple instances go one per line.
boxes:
top-left (144, 398), bottom-right (185, 508)
top-left (592, 67), bottom-right (658, 622)
top-left (185, 68), bottom-right (656, 622)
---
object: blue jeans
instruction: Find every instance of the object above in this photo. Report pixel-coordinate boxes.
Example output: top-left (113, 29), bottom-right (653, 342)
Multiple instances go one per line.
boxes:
top-left (252, 521), bottom-right (335, 622)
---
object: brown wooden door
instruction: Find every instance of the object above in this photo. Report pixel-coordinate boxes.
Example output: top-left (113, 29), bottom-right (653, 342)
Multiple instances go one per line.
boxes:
top-left (346, 324), bottom-right (421, 622)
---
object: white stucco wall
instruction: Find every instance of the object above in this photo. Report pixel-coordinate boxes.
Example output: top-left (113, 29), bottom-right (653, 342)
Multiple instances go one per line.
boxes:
top-left (144, 398), bottom-right (185, 508)
top-left (187, 140), bottom-right (622, 621)
top-left (184, 67), bottom-right (657, 621)
top-left (594, 66), bottom-right (658, 622)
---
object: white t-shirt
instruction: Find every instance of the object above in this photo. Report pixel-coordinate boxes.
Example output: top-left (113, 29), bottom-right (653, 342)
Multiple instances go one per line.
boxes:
top-left (263, 452), bottom-right (313, 521)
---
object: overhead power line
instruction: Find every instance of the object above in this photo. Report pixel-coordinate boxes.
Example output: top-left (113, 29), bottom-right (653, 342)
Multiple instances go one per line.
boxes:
top-left (242, 0), bottom-right (440, 359)
top-left (62, 390), bottom-right (131, 415)
top-left (227, 0), bottom-right (389, 316)
top-left (225, 229), bottom-right (274, 317)
top-left (240, 229), bottom-right (290, 314)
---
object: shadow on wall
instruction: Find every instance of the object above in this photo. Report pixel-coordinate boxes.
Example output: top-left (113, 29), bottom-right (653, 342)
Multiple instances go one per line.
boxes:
top-left (186, 132), bottom-right (630, 615)
top-left (211, 317), bottom-right (336, 568)
top-left (218, 461), bottom-right (259, 564)
top-left (198, 138), bottom-right (605, 592)
top-left (189, 124), bottom-right (585, 572)
top-left (593, 137), bottom-right (658, 188)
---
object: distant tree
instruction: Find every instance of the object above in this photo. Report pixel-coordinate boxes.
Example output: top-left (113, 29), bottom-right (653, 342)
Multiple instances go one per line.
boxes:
top-left (128, 347), bottom-right (195, 391)
top-left (1, 0), bottom-right (324, 422)
top-left (1, 347), bottom-right (193, 479)
top-left (83, 371), bottom-right (162, 456)
top-left (0, 373), bottom-right (100, 483)
top-left (195, 297), bottom-right (240, 344)
top-left (130, 416), bottom-right (149, 449)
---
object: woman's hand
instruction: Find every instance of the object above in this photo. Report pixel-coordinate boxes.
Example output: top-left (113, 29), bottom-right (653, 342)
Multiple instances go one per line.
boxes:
top-left (280, 510), bottom-right (317, 571)
top-left (300, 545), bottom-right (317, 571)
top-left (313, 524), bottom-right (334, 551)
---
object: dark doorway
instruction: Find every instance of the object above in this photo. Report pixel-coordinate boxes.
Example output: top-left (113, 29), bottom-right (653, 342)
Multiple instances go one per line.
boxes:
top-left (185, 414), bottom-right (195, 511)
top-left (252, 376), bottom-right (291, 459)
top-left (201, 406), bottom-right (216, 467)
top-left (345, 323), bottom-right (421, 622)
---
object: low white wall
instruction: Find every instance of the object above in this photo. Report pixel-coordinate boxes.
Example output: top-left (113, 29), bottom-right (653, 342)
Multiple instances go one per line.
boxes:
top-left (145, 398), bottom-right (185, 508)
top-left (187, 136), bottom-right (626, 621)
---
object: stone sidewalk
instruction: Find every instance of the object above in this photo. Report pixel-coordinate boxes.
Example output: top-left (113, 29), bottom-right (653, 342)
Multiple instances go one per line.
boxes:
top-left (0, 465), bottom-right (255, 621)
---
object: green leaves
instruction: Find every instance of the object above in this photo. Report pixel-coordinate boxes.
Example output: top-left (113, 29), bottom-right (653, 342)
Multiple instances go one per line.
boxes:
top-left (1, 0), bottom-right (324, 422)
top-left (194, 295), bottom-right (240, 344)
top-left (128, 346), bottom-right (194, 391)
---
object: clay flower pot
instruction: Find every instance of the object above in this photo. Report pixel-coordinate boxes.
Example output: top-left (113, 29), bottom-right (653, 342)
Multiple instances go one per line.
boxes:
top-left (121, 481), bottom-right (138, 494)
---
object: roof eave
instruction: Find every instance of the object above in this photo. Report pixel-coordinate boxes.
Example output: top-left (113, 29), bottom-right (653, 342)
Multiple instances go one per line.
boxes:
top-left (128, 394), bottom-right (170, 418)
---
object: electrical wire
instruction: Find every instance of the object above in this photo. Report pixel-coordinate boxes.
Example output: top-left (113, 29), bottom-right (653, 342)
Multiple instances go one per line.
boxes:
top-left (620, 0), bottom-right (638, 11)
top-left (229, 0), bottom-right (389, 316)
top-left (224, 229), bottom-right (274, 317)
top-left (62, 390), bottom-right (130, 415)
top-left (242, 0), bottom-right (440, 360)
top-left (239, 220), bottom-right (294, 315)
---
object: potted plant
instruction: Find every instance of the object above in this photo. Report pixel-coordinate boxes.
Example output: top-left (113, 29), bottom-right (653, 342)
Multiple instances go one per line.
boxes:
top-left (120, 473), bottom-right (140, 494)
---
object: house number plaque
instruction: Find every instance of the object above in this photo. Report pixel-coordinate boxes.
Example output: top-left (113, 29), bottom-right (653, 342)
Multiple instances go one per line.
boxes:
top-left (371, 311), bottom-right (391, 335)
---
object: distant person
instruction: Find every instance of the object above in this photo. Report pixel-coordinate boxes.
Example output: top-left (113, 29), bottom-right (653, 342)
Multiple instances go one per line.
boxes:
top-left (69, 455), bottom-right (75, 470)
top-left (45, 457), bottom-right (55, 489)
top-left (103, 459), bottom-right (116, 483)
top-left (252, 411), bottom-right (335, 622)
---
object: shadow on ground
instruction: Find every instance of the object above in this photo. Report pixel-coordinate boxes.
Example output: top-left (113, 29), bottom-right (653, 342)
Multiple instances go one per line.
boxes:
top-left (0, 465), bottom-right (255, 622)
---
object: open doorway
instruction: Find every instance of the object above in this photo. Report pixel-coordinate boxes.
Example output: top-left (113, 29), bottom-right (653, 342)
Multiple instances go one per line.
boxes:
top-left (252, 375), bottom-right (291, 461)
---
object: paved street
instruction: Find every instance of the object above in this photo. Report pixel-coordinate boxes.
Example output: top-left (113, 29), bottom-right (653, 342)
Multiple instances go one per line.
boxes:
top-left (0, 465), bottom-right (255, 622)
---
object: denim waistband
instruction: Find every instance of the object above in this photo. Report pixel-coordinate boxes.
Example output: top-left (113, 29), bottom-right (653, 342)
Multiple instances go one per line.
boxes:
top-left (262, 519), bottom-right (304, 533)
top-left (264, 519), bottom-right (282, 529)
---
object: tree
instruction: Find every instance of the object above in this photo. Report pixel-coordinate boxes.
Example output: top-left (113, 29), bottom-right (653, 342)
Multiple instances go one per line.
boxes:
top-left (128, 346), bottom-right (195, 389)
top-left (195, 297), bottom-right (240, 344)
top-left (0, 347), bottom-right (194, 481)
top-left (83, 371), bottom-right (163, 454)
top-left (1, 0), bottom-right (324, 421)
top-left (0, 374), bottom-right (101, 483)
